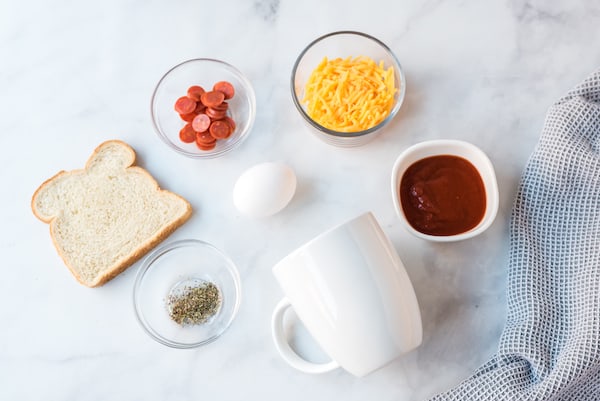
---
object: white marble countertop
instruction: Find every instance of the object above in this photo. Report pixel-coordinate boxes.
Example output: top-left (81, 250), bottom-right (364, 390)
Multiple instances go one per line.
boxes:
top-left (2, 1), bottom-right (599, 399)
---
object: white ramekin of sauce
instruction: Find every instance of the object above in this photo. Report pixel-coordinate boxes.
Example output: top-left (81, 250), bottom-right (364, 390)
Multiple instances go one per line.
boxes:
top-left (391, 140), bottom-right (499, 242)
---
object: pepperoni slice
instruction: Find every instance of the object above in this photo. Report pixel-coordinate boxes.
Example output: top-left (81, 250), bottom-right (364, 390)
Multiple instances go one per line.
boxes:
top-left (205, 107), bottom-right (228, 120)
top-left (192, 113), bottom-right (211, 133)
top-left (222, 116), bottom-right (236, 132)
top-left (187, 85), bottom-right (205, 102)
top-left (211, 101), bottom-right (229, 111)
top-left (196, 140), bottom-right (217, 151)
top-left (213, 81), bottom-right (235, 100)
top-left (196, 130), bottom-right (216, 145)
top-left (174, 96), bottom-right (196, 114)
top-left (194, 101), bottom-right (206, 114)
top-left (179, 123), bottom-right (196, 143)
top-left (209, 120), bottom-right (232, 139)
top-left (200, 91), bottom-right (225, 108)
top-left (179, 112), bottom-right (197, 122)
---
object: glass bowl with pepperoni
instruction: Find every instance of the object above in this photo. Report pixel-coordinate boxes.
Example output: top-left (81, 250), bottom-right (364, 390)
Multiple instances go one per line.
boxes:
top-left (151, 58), bottom-right (256, 158)
top-left (291, 31), bottom-right (406, 148)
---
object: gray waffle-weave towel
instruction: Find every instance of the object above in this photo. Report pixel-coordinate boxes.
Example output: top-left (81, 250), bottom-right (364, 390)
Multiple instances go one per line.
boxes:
top-left (431, 69), bottom-right (600, 400)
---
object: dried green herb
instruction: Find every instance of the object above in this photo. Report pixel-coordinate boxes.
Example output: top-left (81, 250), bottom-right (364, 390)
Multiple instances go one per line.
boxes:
top-left (167, 281), bottom-right (222, 325)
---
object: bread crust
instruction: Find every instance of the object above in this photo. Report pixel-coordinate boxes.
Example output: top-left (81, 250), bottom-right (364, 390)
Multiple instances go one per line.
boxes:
top-left (31, 140), bottom-right (192, 287)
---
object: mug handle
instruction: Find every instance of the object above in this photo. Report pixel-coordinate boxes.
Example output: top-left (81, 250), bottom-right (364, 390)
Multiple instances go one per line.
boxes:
top-left (271, 297), bottom-right (340, 374)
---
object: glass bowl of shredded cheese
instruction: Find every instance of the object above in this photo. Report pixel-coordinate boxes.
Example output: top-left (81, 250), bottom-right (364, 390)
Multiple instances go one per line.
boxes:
top-left (291, 31), bottom-right (406, 147)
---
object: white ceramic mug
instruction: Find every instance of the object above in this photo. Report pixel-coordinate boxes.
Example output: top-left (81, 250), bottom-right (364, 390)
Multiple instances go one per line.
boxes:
top-left (271, 212), bottom-right (422, 377)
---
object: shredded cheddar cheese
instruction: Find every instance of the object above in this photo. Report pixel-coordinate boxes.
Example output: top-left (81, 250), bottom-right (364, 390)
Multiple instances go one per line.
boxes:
top-left (302, 56), bottom-right (397, 132)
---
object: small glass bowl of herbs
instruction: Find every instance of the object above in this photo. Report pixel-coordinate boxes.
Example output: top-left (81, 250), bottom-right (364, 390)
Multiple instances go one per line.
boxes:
top-left (133, 239), bottom-right (241, 348)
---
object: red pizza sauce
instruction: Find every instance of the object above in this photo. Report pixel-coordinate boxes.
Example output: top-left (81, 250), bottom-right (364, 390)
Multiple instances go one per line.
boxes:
top-left (399, 155), bottom-right (486, 236)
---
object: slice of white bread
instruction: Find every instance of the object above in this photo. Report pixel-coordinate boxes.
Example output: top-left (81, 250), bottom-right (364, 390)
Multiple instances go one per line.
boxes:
top-left (31, 140), bottom-right (192, 287)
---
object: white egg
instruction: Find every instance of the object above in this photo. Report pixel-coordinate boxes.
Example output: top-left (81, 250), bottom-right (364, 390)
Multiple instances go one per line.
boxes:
top-left (233, 162), bottom-right (297, 218)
